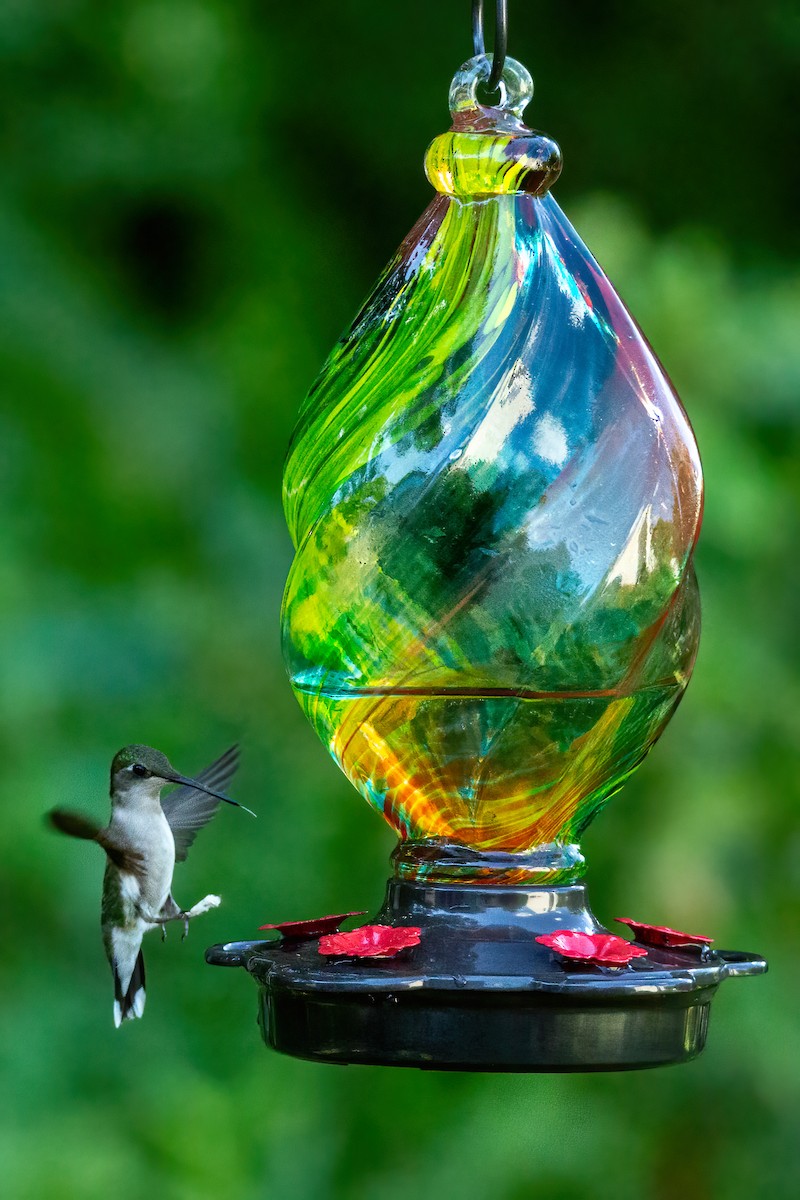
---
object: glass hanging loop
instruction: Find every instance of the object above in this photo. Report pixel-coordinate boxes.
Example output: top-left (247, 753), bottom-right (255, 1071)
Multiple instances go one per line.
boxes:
top-left (448, 53), bottom-right (532, 120)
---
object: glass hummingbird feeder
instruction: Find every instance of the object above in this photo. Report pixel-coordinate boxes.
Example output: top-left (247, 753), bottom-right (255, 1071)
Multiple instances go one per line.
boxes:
top-left (208, 3), bottom-right (765, 1070)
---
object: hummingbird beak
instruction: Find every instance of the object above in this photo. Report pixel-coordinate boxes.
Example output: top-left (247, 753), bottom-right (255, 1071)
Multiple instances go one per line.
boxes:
top-left (165, 774), bottom-right (256, 818)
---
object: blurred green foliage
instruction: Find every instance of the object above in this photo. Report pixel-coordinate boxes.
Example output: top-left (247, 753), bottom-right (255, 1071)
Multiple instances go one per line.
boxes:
top-left (1, 2), bottom-right (798, 1198)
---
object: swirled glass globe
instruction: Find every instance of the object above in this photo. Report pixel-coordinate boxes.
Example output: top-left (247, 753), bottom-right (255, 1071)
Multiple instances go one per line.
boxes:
top-left (281, 56), bottom-right (702, 885)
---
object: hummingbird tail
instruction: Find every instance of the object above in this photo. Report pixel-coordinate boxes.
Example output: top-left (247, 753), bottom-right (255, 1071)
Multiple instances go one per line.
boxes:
top-left (113, 948), bottom-right (146, 1028)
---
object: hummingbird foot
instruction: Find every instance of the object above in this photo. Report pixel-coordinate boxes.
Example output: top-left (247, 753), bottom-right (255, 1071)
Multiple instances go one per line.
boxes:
top-left (161, 924), bottom-right (168, 942)
top-left (179, 894), bottom-right (222, 939)
top-left (136, 902), bottom-right (171, 927)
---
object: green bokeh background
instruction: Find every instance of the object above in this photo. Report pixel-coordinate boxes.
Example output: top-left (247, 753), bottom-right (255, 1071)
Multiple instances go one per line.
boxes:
top-left (1, 3), bottom-right (798, 1197)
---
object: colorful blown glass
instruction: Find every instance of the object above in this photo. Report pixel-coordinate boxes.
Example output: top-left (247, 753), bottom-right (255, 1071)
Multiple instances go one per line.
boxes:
top-left (281, 56), bottom-right (702, 884)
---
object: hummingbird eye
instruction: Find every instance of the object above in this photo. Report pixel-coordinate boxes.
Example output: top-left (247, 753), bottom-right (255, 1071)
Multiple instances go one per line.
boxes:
top-left (131, 764), bottom-right (149, 777)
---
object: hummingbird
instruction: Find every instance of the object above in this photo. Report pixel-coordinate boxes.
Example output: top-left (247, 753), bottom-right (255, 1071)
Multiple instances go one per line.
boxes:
top-left (48, 743), bottom-right (253, 1027)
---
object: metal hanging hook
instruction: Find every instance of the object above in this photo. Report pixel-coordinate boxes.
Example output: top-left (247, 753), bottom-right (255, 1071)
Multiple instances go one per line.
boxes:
top-left (472, 0), bottom-right (508, 93)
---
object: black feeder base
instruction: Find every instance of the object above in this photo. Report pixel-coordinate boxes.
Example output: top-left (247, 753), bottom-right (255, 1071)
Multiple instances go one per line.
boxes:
top-left (206, 877), bottom-right (765, 1072)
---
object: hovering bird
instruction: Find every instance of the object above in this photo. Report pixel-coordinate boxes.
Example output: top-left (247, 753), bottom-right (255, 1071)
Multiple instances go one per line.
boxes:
top-left (48, 744), bottom-right (252, 1027)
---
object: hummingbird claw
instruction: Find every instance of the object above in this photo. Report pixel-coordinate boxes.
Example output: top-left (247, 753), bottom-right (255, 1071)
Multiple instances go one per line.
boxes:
top-left (182, 918), bottom-right (189, 941)
top-left (161, 924), bottom-right (167, 942)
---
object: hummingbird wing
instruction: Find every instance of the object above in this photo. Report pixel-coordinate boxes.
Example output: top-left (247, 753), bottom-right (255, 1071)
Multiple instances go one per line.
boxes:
top-left (160, 744), bottom-right (240, 863)
top-left (48, 809), bottom-right (146, 874)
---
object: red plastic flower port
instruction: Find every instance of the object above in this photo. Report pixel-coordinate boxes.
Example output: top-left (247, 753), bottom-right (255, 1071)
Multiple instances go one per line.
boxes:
top-left (536, 929), bottom-right (647, 968)
top-left (615, 917), bottom-right (713, 949)
top-left (318, 925), bottom-right (422, 959)
top-left (258, 912), bottom-right (367, 940)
